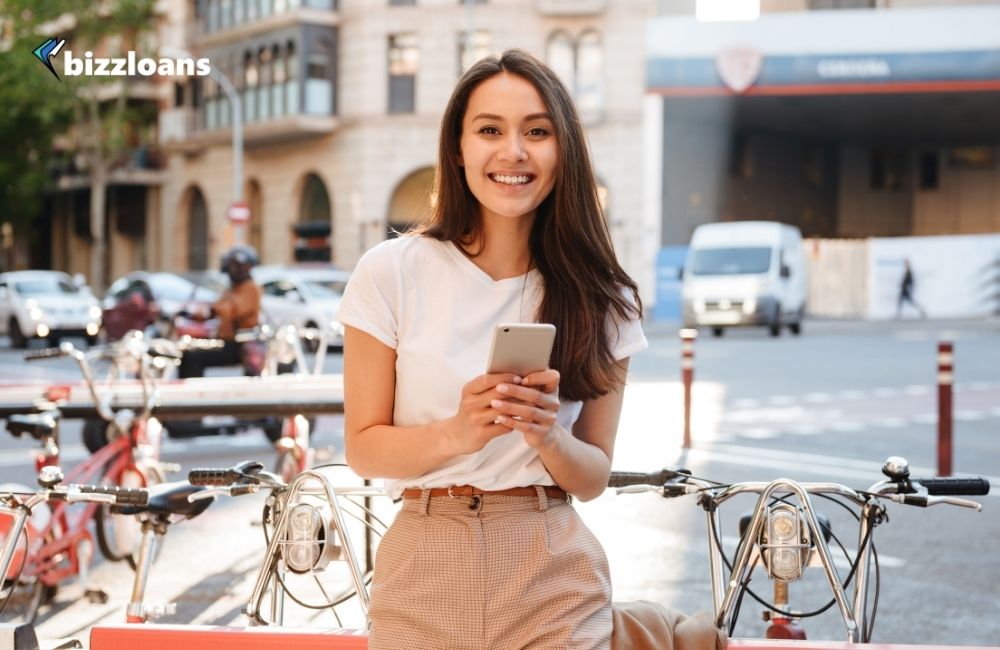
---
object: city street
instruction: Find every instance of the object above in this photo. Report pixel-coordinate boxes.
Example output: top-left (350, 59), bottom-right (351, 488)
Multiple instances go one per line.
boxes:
top-left (1, 318), bottom-right (998, 646)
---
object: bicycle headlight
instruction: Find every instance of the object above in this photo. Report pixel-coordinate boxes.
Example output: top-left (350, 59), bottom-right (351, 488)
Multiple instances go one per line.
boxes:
top-left (761, 504), bottom-right (810, 581)
top-left (282, 502), bottom-right (341, 574)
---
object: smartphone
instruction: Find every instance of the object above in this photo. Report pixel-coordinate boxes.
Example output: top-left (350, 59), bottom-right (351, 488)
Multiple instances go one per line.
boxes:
top-left (486, 323), bottom-right (556, 376)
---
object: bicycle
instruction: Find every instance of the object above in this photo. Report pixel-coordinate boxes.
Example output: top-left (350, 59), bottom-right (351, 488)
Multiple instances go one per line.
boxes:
top-left (606, 456), bottom-right (991, 643)
top-left (0, 338), bottom-right (183, 623)
top-left (0, 468), bottom-right (150, 626)
top-left (181, 460), bottom-right (387, 629)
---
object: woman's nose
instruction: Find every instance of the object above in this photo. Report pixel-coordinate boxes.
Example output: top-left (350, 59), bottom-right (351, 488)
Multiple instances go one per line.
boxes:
top-left (498, 135), bottom-right (527, 162)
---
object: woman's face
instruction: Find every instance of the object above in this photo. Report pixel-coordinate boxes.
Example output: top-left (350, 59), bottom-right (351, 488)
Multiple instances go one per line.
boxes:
top-left (458, 72), bottom-right (558, 224)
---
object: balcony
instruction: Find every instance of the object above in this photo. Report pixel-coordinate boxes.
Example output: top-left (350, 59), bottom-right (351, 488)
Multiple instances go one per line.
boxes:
top-left (535, 0), bottom-right (607, 16)
top-left (194, 0), bottom-right (339, 47)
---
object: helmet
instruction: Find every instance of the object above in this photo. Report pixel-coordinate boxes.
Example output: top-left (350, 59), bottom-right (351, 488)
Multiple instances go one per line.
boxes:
top-left (221, 245), bottom-right (258, 283)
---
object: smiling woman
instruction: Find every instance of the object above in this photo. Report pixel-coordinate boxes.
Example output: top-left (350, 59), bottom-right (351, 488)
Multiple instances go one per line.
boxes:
top-left (336, 49), bottom-right (646, 649)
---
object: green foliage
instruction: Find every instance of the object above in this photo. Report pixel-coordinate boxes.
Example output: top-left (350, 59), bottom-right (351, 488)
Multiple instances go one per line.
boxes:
top-left (0, 0), bottom-right (157, 228)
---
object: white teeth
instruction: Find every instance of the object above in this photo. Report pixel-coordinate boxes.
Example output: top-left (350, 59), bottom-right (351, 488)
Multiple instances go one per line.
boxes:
top-left (490, 174), bottom-right (530, 186)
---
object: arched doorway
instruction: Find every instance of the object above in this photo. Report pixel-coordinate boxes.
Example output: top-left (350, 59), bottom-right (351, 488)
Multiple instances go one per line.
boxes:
top-left (187, 187), bottom-right (210, 270)
top-left (387, 167), bottom-right (434, 238)
top-left (295, 172), bottom-right (332, 262)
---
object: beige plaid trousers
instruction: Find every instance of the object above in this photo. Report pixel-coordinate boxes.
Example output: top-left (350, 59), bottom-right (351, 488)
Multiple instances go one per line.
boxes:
top-left (369, 488), bottom-right (613, 649)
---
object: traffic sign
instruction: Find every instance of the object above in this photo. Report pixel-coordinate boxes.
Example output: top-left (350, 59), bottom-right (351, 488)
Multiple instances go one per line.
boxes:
top-left (227, 201), bottom-right (251, 223)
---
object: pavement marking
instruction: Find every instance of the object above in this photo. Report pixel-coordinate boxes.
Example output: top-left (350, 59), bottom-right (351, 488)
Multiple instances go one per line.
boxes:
top-left (803, 393), bottom-right (831, 403)
top-left (873, 387), bottom-right (899, 398)
top-left (904, 385), bottom-right (931, 395)
top-left (837, 390), bottom-right (866, 400)
top-left (955, 410), bottom-right (986, 421)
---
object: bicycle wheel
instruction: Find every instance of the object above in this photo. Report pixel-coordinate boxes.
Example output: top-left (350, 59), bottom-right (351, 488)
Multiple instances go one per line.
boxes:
top-left (95, 463), bottom-right (164, 568)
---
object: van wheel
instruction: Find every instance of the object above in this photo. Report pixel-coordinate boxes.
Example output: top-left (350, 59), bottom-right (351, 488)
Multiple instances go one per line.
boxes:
top-left (711, 327), bottom-right (724, 337)
top-left (789, 321), bottom-right (802, 336)
top-left (769, 304), bottom-right (782, 337)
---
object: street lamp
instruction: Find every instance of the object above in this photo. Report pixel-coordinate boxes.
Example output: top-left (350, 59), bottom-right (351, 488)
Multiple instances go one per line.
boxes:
top-left (160, 45), bottom-right (246, 245)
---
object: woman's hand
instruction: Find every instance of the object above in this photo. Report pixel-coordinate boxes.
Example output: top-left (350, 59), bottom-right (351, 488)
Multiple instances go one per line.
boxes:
top-left (490, 369), bottom-right (562, 449)
top-left (443, 373), bottom-right (524, 456)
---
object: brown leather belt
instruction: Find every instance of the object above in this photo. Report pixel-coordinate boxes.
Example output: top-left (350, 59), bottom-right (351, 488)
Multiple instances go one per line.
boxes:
top-left (401, 485), bottom-right (568, 501)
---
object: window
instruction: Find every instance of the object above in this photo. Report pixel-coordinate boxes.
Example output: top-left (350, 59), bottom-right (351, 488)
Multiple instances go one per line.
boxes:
top-left (546, 31), bottom-right (574, 88)
top-left (388, 33), bottom-right (419, 114)
top-left (575, 30), bottom-right (603, 114)
top-left (545, 29), bottom-right (603, 115)
top-left (919, 152), bottom-right (939, 190)
top-left (458, 30), bottom-right (492, 75)
top-left (305, 37), bottom-right (333, 115)
top-left (389, 0), bottom-right (415, 5)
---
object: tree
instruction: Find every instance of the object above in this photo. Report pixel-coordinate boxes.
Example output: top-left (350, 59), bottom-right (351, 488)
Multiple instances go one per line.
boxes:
top-left (0, 0), bottom-right (156, 282)
top-left (0, 2), bottom-right (75, 266)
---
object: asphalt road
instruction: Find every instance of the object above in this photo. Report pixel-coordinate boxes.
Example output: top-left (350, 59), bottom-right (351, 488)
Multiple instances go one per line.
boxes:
top-left (1, 317), bottom-right (998, 647)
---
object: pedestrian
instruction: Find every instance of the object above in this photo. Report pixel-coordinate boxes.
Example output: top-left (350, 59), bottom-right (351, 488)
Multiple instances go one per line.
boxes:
top-left (897, 258), bottom-right (926, 319)
top-left (178, 245), bottom-right (263, 377)
top-left (336, 49), bottom-right (647, 649)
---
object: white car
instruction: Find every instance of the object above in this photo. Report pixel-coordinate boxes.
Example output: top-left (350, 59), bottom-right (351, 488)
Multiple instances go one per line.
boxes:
top-left (251, 264), bottom-right (350, 349)
top-left (0, 270), bottom-right (102, 348)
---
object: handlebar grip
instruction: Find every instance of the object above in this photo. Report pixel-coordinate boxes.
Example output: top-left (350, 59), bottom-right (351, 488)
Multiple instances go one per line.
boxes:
top-left (188, 460), bottom-right (266, 487)
top-left (608, 468), bottom-right (688, 488)
top-left (914, 477), bottom-right (991, 496)
top-left (24, 347), bottom-right (66, 361)
top-left (75, 485), bottom-right (149, 506)
top-left (188, 468), bottom-right (238, 486)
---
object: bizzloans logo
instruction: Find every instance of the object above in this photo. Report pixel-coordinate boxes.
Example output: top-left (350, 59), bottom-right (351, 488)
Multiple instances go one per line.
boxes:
top-left (33, 37), bottom-right (209, 81)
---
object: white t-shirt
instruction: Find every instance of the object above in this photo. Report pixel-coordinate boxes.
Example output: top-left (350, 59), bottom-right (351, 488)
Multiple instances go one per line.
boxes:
top-left (335, 235), bottom-right (648, 498)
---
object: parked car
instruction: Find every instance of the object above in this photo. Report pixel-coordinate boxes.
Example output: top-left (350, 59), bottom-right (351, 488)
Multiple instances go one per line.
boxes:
top-left (0, 270), bottom-right (102, 347)
top-left (101, 271), bottom-right (222, 341)
top-left (681, 221), bottom-right (807, 337)
top-left (251, 264), bottom-right (350, 349)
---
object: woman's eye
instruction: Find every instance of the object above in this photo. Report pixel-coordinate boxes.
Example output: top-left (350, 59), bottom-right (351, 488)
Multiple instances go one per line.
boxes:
top-left (479, 126), bottom-right (500, 135)
top-left (527, 127), bottom-right (550, 137)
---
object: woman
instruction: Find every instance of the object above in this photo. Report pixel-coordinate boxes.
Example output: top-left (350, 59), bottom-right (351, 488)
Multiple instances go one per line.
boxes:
top-left (336, 49), bottom-right (646, 649)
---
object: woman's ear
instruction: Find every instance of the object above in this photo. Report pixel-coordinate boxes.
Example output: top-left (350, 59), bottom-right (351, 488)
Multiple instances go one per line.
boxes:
top-left (456, 147), bottom-right (464, 167)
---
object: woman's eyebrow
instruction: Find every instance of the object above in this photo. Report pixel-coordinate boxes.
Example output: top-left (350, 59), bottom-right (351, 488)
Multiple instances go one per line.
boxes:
top-left (470, 112), bottom-right (553, 122)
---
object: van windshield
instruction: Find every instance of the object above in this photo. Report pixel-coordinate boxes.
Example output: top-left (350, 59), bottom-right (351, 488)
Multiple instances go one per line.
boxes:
top-left (691, 247), bottom-right (772, 276)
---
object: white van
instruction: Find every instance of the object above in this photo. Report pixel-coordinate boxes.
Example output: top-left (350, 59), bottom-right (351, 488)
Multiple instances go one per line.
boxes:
top-left (681, 221), bottom-right (806, 337)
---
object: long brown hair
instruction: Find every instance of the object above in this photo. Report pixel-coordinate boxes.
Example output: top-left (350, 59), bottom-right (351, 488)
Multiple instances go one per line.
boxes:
top-left (418, 49), bottom-right (641, 401)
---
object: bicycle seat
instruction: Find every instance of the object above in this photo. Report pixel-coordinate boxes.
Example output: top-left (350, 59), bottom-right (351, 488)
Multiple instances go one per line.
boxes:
top-left (7, 412), bottom-right (58, 440)
top-left (114, 482), bottom-right (215, 519)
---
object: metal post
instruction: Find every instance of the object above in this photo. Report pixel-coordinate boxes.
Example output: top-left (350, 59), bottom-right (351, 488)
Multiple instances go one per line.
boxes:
top-left (937, 341), bottom-right (953, 476)
top-left (680, 328), bottom-right (697, 449)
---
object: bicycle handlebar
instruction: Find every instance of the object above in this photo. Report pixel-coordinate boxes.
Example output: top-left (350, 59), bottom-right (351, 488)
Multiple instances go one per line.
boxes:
top-left (608, 468), bottom-right (690, 488)
top-left (188, 460), bottom-right (270, 487)
top-left (70, 484), bottom-right (149, 506)
top-left (914, 476), bottom-right (991, 496)
top-left (24, 345), bottom-right (69, 361)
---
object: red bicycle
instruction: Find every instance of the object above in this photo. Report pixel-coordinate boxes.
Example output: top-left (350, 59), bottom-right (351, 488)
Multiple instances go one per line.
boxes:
top-left (0, 338), bottom-right (175, 623)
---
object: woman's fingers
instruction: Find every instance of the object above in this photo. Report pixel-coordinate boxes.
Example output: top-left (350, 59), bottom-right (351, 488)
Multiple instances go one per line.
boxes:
top-left (495, 382), bottom-right (558, 410)
top-left (490, 398), bottom-right (556, 425)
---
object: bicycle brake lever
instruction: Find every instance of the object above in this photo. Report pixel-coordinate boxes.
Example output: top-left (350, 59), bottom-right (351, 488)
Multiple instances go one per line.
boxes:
top-left (616, 485), bottom-right (660, 495)
top-left (931, 496), bottom-right (983, 511)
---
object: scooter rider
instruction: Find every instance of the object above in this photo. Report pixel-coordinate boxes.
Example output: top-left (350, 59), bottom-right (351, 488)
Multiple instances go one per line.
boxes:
top-left (178, 245), bottom-right (263, 378)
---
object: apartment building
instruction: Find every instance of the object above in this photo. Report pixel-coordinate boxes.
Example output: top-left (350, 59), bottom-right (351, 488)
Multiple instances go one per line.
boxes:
top-left (151, 0), bottom-right (654, 295)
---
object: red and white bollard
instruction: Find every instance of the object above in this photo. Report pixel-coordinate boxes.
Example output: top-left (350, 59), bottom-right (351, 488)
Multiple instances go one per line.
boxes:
top-left (680, 329), bottom-right (697, 449)
top-left (937, 341), bottom-right (953, 477)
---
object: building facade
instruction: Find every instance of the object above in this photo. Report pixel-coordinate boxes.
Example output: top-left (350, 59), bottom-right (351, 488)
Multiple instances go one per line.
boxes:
top-left (145, 0), bottom-right (654, 298)
top-left (647, 0), bottom-right (1000, 247)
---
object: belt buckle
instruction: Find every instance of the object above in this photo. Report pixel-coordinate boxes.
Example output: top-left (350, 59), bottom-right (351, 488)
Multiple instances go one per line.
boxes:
top-left (447, 485), bottom-right (459, 498)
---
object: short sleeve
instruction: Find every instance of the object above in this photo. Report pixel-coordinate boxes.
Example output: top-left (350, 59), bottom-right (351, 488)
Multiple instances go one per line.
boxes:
top-left (335, 242), bottom-right (400, 349)
top-left (608, 287), bottom-right (648, 361)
